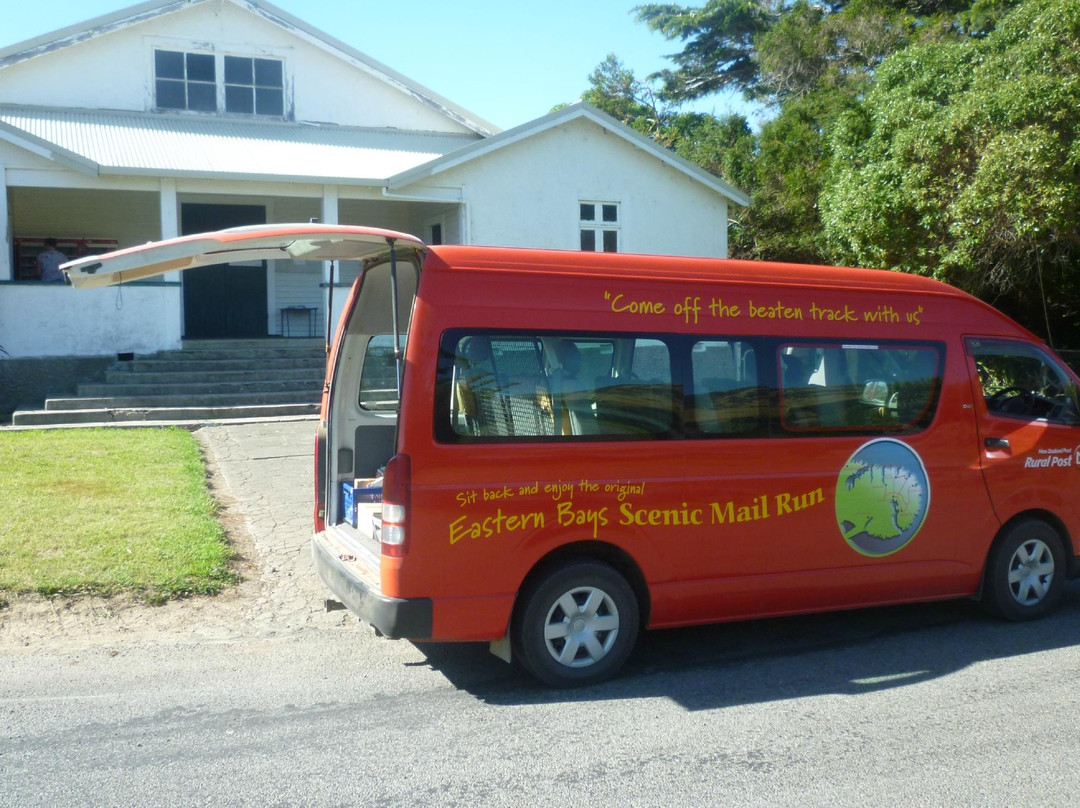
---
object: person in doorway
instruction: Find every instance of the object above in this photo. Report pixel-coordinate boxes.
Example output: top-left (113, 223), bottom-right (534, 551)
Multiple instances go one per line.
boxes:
top-left (35, 238), bottom-right (68, 282)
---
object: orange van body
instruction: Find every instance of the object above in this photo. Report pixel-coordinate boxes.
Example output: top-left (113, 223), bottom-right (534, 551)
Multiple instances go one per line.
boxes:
top-left (313, 241), bottom-right (1080, 683)
top-left (62, 223), bottom-right (1079, 686)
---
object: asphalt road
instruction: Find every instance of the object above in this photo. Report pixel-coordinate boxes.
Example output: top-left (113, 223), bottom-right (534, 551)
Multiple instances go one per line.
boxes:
top-left (3, 421), bottom-right (1080, 806)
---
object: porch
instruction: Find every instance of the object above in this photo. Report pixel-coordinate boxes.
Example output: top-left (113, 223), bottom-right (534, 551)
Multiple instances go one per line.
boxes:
top-left (1, 183), bottom-right (456, 354)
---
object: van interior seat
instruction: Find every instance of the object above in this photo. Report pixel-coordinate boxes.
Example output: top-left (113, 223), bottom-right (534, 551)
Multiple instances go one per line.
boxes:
top-left (504, 375), bottom-right (555, 436)
top-left (455, 336), bottom-right (503, 436)
top-left (548, 361), bottom-right (599, 436)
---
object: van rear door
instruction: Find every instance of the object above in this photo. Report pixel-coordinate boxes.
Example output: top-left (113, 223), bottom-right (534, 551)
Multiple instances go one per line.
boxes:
top-left (62, 224), bottom-right (423, 289)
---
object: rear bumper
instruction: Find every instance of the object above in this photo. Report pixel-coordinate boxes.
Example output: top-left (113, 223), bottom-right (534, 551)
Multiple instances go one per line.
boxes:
top-left (312, 536), bottom-right (432, 639)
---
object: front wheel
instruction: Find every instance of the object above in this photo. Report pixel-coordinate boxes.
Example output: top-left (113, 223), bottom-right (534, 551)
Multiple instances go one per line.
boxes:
top-left (983, 518), bottom-right (1066, 621)
top-left (512, 560), bottom-right (639, 687)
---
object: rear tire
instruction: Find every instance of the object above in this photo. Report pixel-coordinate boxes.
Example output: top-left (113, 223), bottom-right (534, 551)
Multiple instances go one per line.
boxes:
top-left (512, 560), bottom-right (639, 687)
top-left (983, 518), bottom-right (1065, 621)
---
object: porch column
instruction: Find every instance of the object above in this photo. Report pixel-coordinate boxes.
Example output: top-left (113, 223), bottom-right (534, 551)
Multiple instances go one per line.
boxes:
top-left (457, 199), bottom-right (470, 245)
top-left (159, 178), bottom-right (179, 240)
top-left (0, 167), bottom-right (10, 281)
top-left (321, 186), bottom-right (339, 341)
top-left (159, 178), bottom-right (182, 347)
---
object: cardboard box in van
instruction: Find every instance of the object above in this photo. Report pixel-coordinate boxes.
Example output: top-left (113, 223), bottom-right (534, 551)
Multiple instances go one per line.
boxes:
top-left (66, 224), bottom-right (1080, 687)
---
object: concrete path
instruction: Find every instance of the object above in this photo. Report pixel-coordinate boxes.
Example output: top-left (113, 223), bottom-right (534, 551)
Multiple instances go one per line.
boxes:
top-left (196, 418), bottom-right (344, 634)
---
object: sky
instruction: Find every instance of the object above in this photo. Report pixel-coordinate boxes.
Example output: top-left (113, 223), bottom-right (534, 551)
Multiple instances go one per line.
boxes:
top-left (0, 0), bottom-right (759, 132)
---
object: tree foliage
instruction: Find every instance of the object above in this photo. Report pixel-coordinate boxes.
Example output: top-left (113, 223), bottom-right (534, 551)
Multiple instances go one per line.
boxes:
top-left (624, 0), bottom-right (977, 269)
top-left (822, 0), bottom-right (1080, 337)
top-left (580, 54), bottom-right (757, 189)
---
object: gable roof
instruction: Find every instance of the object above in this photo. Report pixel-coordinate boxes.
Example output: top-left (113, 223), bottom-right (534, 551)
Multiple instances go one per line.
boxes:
top-left (387, 101), bottom-right (751, 208)
top-left (0, 0), bottom-right (500, 137)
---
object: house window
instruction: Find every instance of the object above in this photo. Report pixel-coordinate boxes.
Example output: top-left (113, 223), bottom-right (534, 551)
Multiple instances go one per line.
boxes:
top-left (154, 49), bottom-right (285, 117)
top-left (224, 56), bottom-right (285, 116)
top-left (580, 201), bottom-right (619, 252)
top-left (155, 50), bottom-right (216, 112)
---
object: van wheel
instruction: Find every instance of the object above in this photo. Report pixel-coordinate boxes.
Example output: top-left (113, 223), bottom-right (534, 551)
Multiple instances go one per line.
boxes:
top-left (512, 561), bottom-right (639, 687)
top-left (983, 519), bottom-right (1065, 621)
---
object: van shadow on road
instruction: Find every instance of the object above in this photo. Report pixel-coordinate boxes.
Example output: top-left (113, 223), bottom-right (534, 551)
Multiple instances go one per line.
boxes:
top-left (411, 582), bottom-right (1080, 710)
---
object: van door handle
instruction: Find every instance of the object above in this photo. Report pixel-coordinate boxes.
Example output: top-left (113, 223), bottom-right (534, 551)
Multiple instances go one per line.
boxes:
top-left (985, 437), bottom-right (1010, 450)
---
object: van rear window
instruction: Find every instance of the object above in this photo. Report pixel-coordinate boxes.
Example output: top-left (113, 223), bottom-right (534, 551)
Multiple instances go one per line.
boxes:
top-left (359, 335), bottom-right (402, 411)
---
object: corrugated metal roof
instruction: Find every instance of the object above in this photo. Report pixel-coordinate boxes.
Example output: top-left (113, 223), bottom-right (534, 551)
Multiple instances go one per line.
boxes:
top-left (0, 106), bottom-right (481, 184)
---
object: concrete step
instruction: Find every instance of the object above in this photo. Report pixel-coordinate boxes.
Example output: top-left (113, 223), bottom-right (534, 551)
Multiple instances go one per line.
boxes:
top-left (149, 347), bottom-right (326, 362)
top-left (103, 367), bottom-right (324, 385)
top-left (11, 338), bottom-right (329, 427)
top-left (180, 338), bottom-right (323, 350)
top-left (79, 379), bottom-right (322, 397)
top-left (150, 338), bottom-right (326, 362)
top-left (111, 356), bottom-right (326, 373)
top-left (44, 390), bottom-right (320, 411)
top-left (11, 402), bottom-right (319, 427)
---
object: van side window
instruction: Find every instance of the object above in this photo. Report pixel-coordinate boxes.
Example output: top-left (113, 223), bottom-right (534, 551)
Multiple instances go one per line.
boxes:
top-left (968, 339), bottom-right (1080, 424)
top-left (437, 332), bottom-right (675, 441)
top-left (689, 340), bottom-right (761, 435)
top-left (778, 343), bottom-right (942, 433)
top-left (359, 334), bottom-right (401, 411)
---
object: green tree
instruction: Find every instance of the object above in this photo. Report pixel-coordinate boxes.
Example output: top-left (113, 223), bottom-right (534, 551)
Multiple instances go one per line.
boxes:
top-left (581, 54), bottom-right (670, 142)
top-left (630, 0), bottom-right (1015, 265)
top-left (635, 0), bottom-right (956, 104)
top-left (821, 0), bottom-right (1080, 340)
top-left (577, 54), bottom-right (757, 192)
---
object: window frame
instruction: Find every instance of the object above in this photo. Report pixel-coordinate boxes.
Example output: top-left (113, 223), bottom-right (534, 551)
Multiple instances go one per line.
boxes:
top-left (359, 334), bottom-right (405, 412)
top-left (435, 329), bottom-right (679, 444)
top-left (579, 201), bottom-right (620, 253)
top-left (966, 337), bottom-right (1080, 426)
top-left (152, 47), bottom-right (288, 119)
top-left (775, 340), bottom-right (945, 435)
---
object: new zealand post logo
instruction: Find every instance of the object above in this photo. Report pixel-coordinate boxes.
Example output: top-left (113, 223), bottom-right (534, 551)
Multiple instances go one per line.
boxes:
top-left (836, 439), bottom-right (931, 557)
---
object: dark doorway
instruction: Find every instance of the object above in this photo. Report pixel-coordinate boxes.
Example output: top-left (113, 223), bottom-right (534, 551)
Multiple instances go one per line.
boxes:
top-left (181, 203), bottom-right (268, 338)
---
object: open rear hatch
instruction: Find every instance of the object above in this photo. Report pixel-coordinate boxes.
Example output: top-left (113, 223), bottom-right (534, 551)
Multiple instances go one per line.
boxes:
top-left (63, 223), bottom-right (424, 289)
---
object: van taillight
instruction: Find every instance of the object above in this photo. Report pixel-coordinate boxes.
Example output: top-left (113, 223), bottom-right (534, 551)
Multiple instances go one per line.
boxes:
top-left (381, 453), bottom-right (410, 557)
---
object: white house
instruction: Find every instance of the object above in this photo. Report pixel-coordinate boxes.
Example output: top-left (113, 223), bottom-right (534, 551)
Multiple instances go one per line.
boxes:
top-left (0, 0), bottom-right (748, 418)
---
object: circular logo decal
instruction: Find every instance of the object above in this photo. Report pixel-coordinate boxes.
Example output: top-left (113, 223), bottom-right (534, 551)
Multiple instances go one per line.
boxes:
top-left (836, 438), bottom-right (930, 557)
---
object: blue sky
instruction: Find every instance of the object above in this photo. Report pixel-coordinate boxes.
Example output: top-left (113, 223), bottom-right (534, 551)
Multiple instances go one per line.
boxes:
top-left (2, 0), bottom-right (758, 131)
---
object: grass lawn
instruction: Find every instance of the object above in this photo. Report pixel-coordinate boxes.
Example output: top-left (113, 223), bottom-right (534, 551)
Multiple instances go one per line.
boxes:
top-left (0, 427), bottom-right (235, 605)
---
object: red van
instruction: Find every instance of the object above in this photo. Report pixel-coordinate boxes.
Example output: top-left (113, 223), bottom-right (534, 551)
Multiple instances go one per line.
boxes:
top-left (67, 224), bottom-right (1080, 686)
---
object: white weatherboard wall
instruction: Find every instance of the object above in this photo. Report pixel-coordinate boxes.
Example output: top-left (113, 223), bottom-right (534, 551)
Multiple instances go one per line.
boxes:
top-left (418, 118), bottom-right (730, 258)
top-left (0, 3), bottom-right (472, 133)
top-left (0, 285), bottom-right (181, 358)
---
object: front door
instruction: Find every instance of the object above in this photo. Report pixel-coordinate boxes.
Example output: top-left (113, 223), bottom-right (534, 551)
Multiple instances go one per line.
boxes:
top-left (181, 204), bottom-right (267, 338)
top-left (967, 337), bottom-right (1080, 533)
